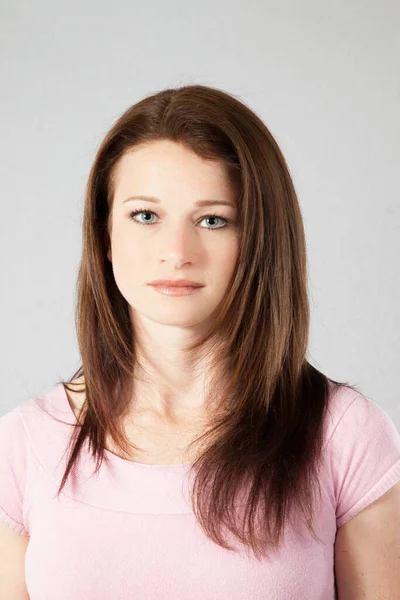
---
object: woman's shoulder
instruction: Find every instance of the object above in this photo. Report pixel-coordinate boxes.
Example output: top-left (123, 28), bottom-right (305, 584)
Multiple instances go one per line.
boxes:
top-left (321, 384), bottom-right (400, 528)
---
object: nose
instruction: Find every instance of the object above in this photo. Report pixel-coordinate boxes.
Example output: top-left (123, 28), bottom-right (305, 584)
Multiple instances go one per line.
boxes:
top-left (158, 220), bottom-right (199, 266)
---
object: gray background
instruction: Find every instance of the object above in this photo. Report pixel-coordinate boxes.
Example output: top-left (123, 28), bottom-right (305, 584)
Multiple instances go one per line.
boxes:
top-left (1, 1), bottom-right (399, 425)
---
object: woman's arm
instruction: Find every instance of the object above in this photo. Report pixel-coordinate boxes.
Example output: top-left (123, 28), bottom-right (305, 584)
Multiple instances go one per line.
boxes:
top-left (334, 480), bottom-right (400, 599)
top-left (0, 521), bottom-right (30, 599)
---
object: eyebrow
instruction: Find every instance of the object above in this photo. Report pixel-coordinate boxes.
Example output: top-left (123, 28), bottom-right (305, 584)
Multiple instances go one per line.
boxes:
top-left (122, 195), bottom-right (236, 209)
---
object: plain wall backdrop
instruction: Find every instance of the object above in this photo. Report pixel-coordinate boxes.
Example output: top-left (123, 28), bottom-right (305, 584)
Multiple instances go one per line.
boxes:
top-left (1, 1), bottom-right (399, 427)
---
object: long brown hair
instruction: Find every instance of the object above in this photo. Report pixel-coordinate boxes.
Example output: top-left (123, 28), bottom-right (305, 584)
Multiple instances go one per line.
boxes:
top-left (56, 84), bottom-right (357, 560)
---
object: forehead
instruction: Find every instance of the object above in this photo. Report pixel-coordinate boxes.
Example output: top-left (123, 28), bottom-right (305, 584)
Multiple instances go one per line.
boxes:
top-left (112, 140), bottom-right (236, 200)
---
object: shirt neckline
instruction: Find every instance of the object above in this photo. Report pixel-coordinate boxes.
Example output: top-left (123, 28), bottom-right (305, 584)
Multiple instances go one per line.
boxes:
top-left (23, 383), bottom-right (196, 514)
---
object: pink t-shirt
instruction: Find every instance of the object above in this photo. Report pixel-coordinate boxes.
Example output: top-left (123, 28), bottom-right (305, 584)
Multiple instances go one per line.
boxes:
top-left (1, 382), bottom-right (400, 600)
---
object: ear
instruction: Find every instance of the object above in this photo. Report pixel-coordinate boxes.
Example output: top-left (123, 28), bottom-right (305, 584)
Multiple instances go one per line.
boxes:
top-left (107, 247), bottom-right (112, 262)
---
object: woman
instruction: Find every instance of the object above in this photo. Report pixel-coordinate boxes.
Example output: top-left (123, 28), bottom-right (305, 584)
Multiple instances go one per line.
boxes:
top-left (1, 84), bottom-right (400, 599)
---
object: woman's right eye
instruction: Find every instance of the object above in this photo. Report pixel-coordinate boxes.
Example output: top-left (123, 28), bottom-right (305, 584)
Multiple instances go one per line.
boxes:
top-left (128, 209), bottom-right (156, 225)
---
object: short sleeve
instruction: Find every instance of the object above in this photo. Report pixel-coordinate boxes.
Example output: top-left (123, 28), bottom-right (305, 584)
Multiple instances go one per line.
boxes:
top-left (0, 406), bottom-right (30, 536)
top-left (329, 393), bottom-right (400, 527)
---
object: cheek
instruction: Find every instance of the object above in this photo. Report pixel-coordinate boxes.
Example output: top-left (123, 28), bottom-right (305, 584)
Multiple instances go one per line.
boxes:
top-left (110, 238), bottom-right (144, 283)
top-left (112, 233), bottom-right (142, 260)
top-left (217, 239), bottom-right (238, 275)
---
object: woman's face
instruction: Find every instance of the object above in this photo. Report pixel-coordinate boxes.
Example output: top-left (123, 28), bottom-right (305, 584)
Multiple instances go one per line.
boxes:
top-left (107, 139), bottom-right (239, 332)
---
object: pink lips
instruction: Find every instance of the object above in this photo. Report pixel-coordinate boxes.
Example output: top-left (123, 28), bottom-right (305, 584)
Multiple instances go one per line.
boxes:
top-left (148, 280), bottom-right (204, 297)
top-left (148, 279), bottom-right (204, 288)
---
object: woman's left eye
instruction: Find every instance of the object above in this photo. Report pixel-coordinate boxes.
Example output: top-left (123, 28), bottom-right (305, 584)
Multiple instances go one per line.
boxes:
top-left (128, 209), bottom-right (229, 230)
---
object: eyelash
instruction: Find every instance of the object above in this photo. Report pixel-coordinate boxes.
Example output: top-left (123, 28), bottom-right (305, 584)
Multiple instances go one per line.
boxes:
top-left (128, 209), bottom-right (230, 231)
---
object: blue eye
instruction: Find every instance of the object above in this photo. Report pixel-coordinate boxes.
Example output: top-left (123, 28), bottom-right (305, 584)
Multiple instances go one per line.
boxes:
top-left (128, 209), bottom-right (229, 231)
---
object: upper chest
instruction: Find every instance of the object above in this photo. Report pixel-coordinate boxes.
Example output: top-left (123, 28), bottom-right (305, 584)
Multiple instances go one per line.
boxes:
top-left (111, 414), bottom-right (205, 464)
top-left (65, 384), bottom-right (205, 465)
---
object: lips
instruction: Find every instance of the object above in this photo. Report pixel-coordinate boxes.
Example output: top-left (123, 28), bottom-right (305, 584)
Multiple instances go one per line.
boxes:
top-left (148, 280), bottom-right (203, 288)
